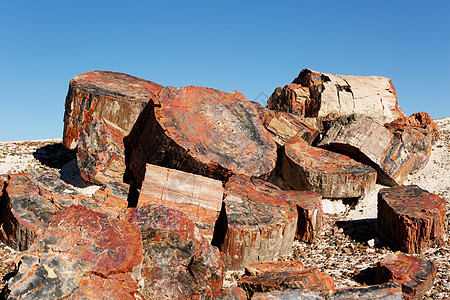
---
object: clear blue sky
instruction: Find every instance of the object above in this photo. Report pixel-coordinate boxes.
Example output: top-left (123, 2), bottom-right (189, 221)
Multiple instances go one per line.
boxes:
top-left (1, 0), bottom-right (449, 141)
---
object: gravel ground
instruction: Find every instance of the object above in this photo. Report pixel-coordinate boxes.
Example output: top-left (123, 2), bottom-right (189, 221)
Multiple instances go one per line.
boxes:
top-left (0, 117), bottom-right (449, 298)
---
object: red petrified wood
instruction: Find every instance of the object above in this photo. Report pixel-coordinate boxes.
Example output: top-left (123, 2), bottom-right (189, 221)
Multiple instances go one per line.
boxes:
top-left (377, 185), bottom-right (446, 254)
top-left (266, 111), bottom-right (319, 146)
top-left (63, 70), bottom-right (163, 149)
top-left (125, 86), bottom-right (277, 185)
top-left (138, 164), bottom-right (223, 242)
top-left (289, 190), bottom-right (323, 243)
top-left (214, 175), bottom-right (298, 270)
top-left (283, 135), bottom-right (377, 198)
top-left (375, 253), bottom-right (437, 300)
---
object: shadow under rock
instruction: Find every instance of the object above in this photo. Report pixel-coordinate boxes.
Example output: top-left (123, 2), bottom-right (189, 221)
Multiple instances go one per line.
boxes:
top-left (33, 143), bottom-right (77, 169)
top-left (59, 159), bottom-right (94, 189)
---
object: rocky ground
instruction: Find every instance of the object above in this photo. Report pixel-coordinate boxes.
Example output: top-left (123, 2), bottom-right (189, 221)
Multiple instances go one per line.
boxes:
top-left (0, 117), bottom-right (449, 298)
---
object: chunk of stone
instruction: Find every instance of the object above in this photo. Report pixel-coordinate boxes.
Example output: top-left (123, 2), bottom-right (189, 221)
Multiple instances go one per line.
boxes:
top-left (125, 86), bottom-right (277, 184)
top-left (63, 70), bottom-right (163, 149)
top-left (251, 101), bottom-right (276, 128)
top-left (318, 114), bottom-right (415, 186)
top-left (6, 205), bottom-right (143, 299)
top-left (269, 68), bottom-right (405, 123)
top-left (213, 175), bottom-right (298, 270)
top-left (330, 282), bottom-right (404, 300)
top-left (127, 204), bottom-right (224, 299)
top-left (77, 118), bottom-right (127, 185)
top-left (385, 112), bottom-right (440, 172)
top-left (375, 253), bottom-right (437, 300)
top-left (377, 185), bottom-right (446, 254)
top-left (239, 263), bottom-right (335, 298)
top-left (252, 290), bottom-right (325, 299)
top-left (138, 163), bottom-right (223, 242)
top-left (216, 287), bottom-right (248, 300)
top-left (91, 180), bottom-right (130, 220)
top-left (283, 135), bottom-right (377, 198)
top-left (289, 191), bottom-right (323, 243)
top-left (266, 111), bottom-right (319, 146)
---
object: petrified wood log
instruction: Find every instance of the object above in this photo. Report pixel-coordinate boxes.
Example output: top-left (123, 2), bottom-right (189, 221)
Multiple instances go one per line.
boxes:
top-left (125, 86), bottom-right (277, 185)
top-left (318, 114), bottom-right (415, 186)
top-left (377, 185), bottom-right (446, 254)
top-left (375, 253), bottom-right (437, 300)
top-left (251, 101), bottom-right (276, 128)
top-left (77, 118), bottom-right (127, 185)
top-left (289, 190), bottom-right (323, 243)
top-left (138, 163), bottom-right (223, 242)
top-left (330, 282), bottom-right (404, 300)
top-left (127, 204), bottom-right (224, 299)
top-left (7, 205), bottom-right (143, 299)
top-left (91, 180), bottom-right (130, 220)
top-left (63, 70), bottom-right (163, 149)
top-left (239, 262), bottom-right (335, 298)
top-left (267, 83), bottom-right (311, 116)
top-left (283, 135), bottom-right (377, 198)
top-left (266, 111), bottom-right (319, 146)
top-left (213, 175), bottom-right (298, 270)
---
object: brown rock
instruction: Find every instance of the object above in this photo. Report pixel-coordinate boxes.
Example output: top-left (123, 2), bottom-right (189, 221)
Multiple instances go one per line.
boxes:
top-left (63, 70), bottom-right (163, 149)
top-left (289, 191), bottom-right (323, 243)
top-left (377, 185), bottom-right (446, 254)
top-left (138, 163), bottom-right (223, 242)
top-left (375, 253), bottom-right (437, 300)
top-left (127, 204), bottom-right (224, 299)
top-left (252, 290), bottom-right (325, 300)
top-left (91, 180), bottom-right (130, 220)
top-left (7, 205), bottom-right (143, 299)
top-left (267, 83), bottom-right (312, 116)
top-left (213, 175), bottom-right (298, 270)
top-left (251, 101), bottom-right (275, 128)
top-left (239, 263), bottom-right (335, 298)
top-left (266, 111), bottom-right (320, 146)
top-left (77, 118), bottom-right (127, 184)
top-left (330, 282), bottom-right (404, 299)
top-left (216, 287), bottom-right (248, 300)
top-left (318, 114), bottom-right (415, 186)
top-left (125, 86), bottom-right (277, 185)
top-left (385, 112), bottom-right (440, 142)
top-left (283, 135), bottom-right (377, 198)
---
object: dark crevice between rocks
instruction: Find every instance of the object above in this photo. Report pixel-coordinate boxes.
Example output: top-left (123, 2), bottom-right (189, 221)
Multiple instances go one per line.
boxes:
top-left (126, 184), bottom-right (140, 208)
top-left (211, 202), bottom-right (227, 250)
top-left (33, 143), bottom-right (77, 170)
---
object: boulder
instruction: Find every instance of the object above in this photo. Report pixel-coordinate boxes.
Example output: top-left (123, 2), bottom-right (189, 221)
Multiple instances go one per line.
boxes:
top-left (318, 114), bottom-right (415, 186)
top-left (138, 163), bottom-right (223, 242)
top-left (127, 204), bottom-right (224, 299)
top-left (77, 118), bottom-right (127, 185)
top-left (266, 111), bottom-right (319, 146)
top-left (213, 175), bottom-right (298, 270)
top-left (125, 86), bottom-right (277, 185)
top-left (375, 253), bottom-right (437, 300)
top-left (289, 191), bottom-right (323, 243)
top-left (330, 282), bottom-right (404, 300)
top-left (385, 112), bottom-right (440, 172)
top-left (63, 70), bottom-right (163, 149)
top-left (268, 68), bottom-right (405, 123)
top-left (377, 185), bottom-right (446, 254)
top-left (283, 135), bottom-right (377, 198)
top-left (6, 205), bottom-right (143, 299)
top-left (238, 262), bottom-right (335, 298)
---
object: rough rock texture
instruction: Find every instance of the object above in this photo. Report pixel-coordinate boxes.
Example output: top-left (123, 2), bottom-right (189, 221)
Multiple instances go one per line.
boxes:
top-left (239, 263), bottom-right (335, 298)
top-left (375, 253), bottom-right (437, 300)
top-left (63, 70), bottom-right (163, 149)
top-left (269, 68), bottom-right (405, 124)
top-left (77, 118), bottom-right (127, 185)
top-left (266, 111), bottom-right (320, 146)
top-left (214, 175), bottom-right (298, 270)
top-left (289, 191), bottom-right (323, 243)
top-left (378, 185), bottom-right (446, 254)
top-left (385, 112), bottom-right (441, 173)
top-left (283, 135), bottom-right (377, 198)
top-left (6, 205), bottom-right (143, 299)
top-left (251, 101), bottom-right (275, 128)
top-left (91, 180), bottom-right (130, 220)
top-left (125, 86), bottom-right (277, 185)
top-left (318, 114), bottom-right (415, 186)
top-left (138, 164), bottom-right (223, 242)
top-left (216, 287), bottom-right (248, 300)
top-left (127, 204), bottom-right (224, 299)
top-left (330, 282), bottom-right (404, 300)
top-left (0, 173), bottom-right (102, 251)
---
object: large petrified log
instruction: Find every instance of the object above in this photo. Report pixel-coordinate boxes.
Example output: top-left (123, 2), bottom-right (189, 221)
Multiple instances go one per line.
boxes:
top-left (290, 190), bottom-right (323, 243)
top-left (385, 112), bottom-right (441, 173)
top-left (283, 135), bottom-right (377, 198)
top-left (127, 204), bottom-right (224, 299)
top-left (77, 118), bottom-right (127, 185)
top-left (125, 86), bottom-right (277, 185)
top-left (266, 111), bottom-right (319, 146)
top-left (213, 175), bottom-right (298, 270)
top-left (268, 68), bottom-right (406, 124)
top-left (138, 163), bottom-right (223, 242)
top-left (377, 185), bottom-right (446, 254)
top-left (375, 253), bottom-right (437, 300)
top-left (63, 70), bottom-right (163, 149)
top-left (238, 261), bottom-right (335, 298)
top-left (318, 114), bottom-right (415, 186)
top-left (6, 205), bottom-right (143, 299)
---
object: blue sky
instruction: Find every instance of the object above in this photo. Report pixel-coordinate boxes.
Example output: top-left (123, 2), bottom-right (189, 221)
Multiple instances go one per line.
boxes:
top-left (1, 0), bottom-right (449, 141)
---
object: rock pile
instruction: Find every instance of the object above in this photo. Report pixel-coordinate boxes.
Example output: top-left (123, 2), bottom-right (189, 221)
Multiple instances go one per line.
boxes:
top-left (0, 69), bottom-right (446, 299)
